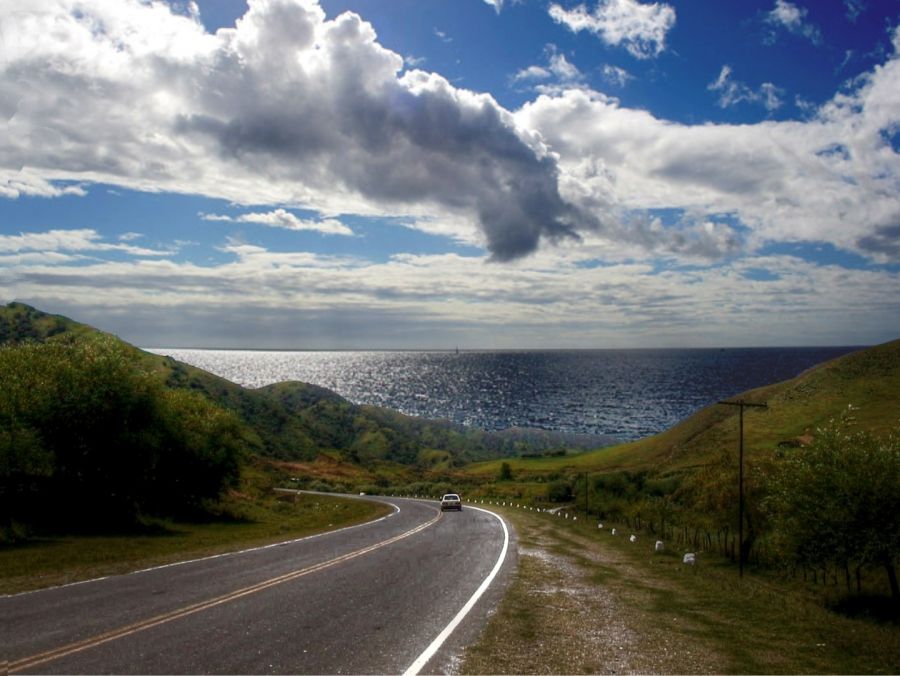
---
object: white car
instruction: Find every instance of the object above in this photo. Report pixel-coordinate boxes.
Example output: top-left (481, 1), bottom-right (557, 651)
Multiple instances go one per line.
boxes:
top-left (440, 493), bottom-right (462, 511)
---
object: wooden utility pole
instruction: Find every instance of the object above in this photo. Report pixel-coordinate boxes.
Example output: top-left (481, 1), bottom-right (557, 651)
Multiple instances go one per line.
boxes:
top-left (584, 472), bottom-right (589, 515)
top-left (718, 399), bottom-right (767, 578)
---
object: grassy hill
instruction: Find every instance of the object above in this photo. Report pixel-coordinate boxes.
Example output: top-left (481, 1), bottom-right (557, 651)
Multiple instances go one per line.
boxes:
top-left (0, 303), bottom-right (593, 474)
top-left (462, 338), bottom-right (900, 481)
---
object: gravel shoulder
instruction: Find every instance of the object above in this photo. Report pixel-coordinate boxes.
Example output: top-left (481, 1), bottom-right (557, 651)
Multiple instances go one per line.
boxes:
top-left (459, 506), bottom-right (900, 675)
top-left (460, 509), bottom-right (722, 674)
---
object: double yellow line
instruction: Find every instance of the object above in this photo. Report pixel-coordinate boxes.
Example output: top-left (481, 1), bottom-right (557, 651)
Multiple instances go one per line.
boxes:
top-left (10, 511), bottom-right (441, 674)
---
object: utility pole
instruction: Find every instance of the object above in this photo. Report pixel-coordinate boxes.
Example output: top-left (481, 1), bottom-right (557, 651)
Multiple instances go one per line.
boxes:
top-left (584, 472), bottom-right (589, 515)
top-left (718, 398), bottom-right (767, 578)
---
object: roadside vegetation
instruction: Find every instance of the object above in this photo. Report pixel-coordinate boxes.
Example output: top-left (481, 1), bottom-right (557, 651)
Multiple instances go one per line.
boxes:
top-left (0, 477), bottom-right (391, 594)
top-left (0, 333), bottom-right (245, 540)
top-left (456, 340), bottom-right (900, 616)
top-left (461, 506), bottom-right (900, 674)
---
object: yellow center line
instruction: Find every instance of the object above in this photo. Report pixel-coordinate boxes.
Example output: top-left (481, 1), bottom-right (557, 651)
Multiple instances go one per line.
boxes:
top-left (10, 510), bottom-right (442, 674)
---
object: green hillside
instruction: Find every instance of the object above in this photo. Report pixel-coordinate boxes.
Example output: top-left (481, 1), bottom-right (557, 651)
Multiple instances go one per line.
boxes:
top-left (0, 303), bottom-right (500, 468)
top-left (464, 338), bottom-right (900, 479)
top-left (0, 302), bottom-right (97, 343)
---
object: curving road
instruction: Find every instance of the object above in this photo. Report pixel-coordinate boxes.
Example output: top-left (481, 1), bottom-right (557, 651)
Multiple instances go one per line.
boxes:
top-left (2, 496), bottom-right (515, 675)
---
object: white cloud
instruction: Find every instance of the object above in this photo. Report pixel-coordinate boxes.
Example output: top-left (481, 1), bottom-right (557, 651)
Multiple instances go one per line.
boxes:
top-left (404, 54), bottom-right (427, 68)
top-left (483, 0), bottom-right (503, 14)
top-left (766, 0), bottom-right (822, 45)
top-left (548, 0), bottom-right (676, 59)
top-left (548, 52), bottom-right (582, 81)
top-left (513, 65), bottom-right (552, 82)
top-left (1, 171), bottom-right (86, 199)
top-left (514, 46), bottom-right (583, 89)
top-left (0, 229), bottom-right (172, 257)
top-left (4, 235), bottom-right (897, 348)
top-left (708, 65), bottom-right (784, 112)
top-left (1, 0), bottom-right (591, 261)
top-left (201, 209), bottom-right (354, 236)
top-left (2, 0), bottom-right (899, 269)
top-left (516, 31), bottom-right (900, 262)
top-left (602, 64), bottom-right (633, 87)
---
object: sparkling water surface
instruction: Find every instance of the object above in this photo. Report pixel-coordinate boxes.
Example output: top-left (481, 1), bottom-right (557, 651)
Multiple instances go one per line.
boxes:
top-left (147, 347), bottom-right (859, 442)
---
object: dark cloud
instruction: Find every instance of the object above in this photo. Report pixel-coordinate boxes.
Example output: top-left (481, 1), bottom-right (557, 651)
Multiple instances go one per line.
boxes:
top-left (175, 13), bottom-right (591, 261)
top-left (857, 222), bottom-right (900, 260)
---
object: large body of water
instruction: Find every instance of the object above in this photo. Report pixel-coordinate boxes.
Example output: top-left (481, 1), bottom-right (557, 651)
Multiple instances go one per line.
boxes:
top-left (148, 347), bottom-right (859, 442)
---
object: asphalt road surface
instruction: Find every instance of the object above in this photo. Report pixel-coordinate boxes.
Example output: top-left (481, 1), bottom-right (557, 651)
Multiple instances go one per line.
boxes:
top-left (2, 496), bottom-right (514, 675)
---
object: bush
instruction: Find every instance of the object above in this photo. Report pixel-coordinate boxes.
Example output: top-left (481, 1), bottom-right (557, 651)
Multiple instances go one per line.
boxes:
top-left (306, 480), bottom-right (335, 493)
top-left (770, 414), bottom-right (900, 602)
top-left (548, 479), bottom-right (573, 503)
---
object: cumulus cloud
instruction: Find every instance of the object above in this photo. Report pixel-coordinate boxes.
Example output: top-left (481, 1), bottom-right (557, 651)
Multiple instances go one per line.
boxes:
top-left (201, 209), bottom-right (354, 235)
top-left (765, 0), bottom-right (822, 45)
top-left (0, 0), bottom-right (592, 261)
top-left (548, 0), bottom-right (676, 59)
top-left (708, 65), bottom-right (784, 112)
top-left (515, 28), bottom-right (900, 262)
top-left (2, 0), bottom-right (899, 268)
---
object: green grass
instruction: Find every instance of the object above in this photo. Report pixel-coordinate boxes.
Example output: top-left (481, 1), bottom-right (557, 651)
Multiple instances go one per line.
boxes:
top-left (462, 507), bottom-right (900, 674)
top-left (0, 492), bottom-right (391, 595)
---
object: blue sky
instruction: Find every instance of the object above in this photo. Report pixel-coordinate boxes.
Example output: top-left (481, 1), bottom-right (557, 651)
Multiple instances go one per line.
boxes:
top-left (1, 0), bottom-right (899, 348)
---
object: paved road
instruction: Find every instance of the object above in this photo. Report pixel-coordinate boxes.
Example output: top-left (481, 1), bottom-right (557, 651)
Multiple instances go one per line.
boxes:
top-left (2, 496), bottom-right (514, 674)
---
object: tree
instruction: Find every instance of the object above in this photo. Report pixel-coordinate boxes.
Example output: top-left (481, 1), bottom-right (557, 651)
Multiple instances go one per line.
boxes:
top-left (683, 447), bottom-right (773, 563)
top-left (498, 461), bottom-right (513, 481)
top-left (770, 415), bottom-right (900, 602)
top-left (0, 335), bottom-right (245, 533)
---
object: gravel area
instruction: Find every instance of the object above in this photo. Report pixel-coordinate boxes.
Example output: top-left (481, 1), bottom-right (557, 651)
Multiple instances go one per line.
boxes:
top-left (459, 511), bottom-right (724, 674)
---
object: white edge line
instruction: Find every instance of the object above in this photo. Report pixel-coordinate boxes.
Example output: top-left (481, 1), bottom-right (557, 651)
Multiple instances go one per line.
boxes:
top-left (403, 505), bottom-right (510, 676)
top-left (5, 496), bottom-right (400, 599)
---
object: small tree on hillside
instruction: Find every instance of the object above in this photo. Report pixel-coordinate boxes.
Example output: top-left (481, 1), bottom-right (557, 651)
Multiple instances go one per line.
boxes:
top-left (770, 414), bottom-right (900, 602)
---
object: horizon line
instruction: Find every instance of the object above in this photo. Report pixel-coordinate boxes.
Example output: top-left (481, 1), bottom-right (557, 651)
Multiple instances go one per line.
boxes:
top-left (142, 343), bottom-right (869, 353)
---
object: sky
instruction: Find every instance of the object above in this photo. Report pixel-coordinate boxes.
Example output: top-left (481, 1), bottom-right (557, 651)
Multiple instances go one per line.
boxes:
top-left (1, 0), bottom-right (899, 349)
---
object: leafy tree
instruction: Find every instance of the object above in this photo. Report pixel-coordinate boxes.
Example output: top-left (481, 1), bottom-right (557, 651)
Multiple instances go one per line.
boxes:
top-left (0, 335), bottom-right (245, 534)
top-left (770, 415), bottom-right (900, 602)
top-left (683, 447), bottom-right (773, 563)
top-left (498, 461), bottom-right (513, 481)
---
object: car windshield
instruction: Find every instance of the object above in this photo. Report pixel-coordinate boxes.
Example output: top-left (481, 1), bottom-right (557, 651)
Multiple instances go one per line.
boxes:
top-left (444, 495), bottom-right (459, 500)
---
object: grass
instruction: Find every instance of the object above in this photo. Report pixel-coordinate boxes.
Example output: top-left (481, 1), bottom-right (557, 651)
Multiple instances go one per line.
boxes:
top-left (461, 506), bottom-right (900, 674)
top-left (0, 492), bottom-right (391, 595)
